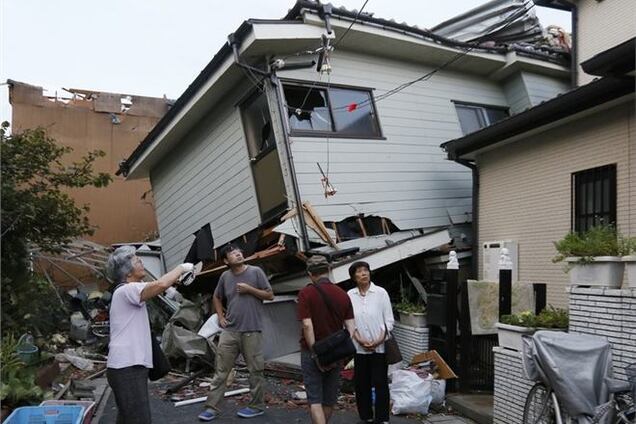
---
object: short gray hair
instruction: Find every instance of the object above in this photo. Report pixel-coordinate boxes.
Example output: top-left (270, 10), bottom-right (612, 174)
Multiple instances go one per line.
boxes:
top-left (107, 245), bottom-right (137, 283)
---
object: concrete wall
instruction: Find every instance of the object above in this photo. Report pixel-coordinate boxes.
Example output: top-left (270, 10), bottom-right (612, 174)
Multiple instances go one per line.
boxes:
top-left (9, 81), bottom-right (165, 246)
top-left (476, 100), bottom-right (635, 307)
top-left (576, 0), bottom-right (636, 85)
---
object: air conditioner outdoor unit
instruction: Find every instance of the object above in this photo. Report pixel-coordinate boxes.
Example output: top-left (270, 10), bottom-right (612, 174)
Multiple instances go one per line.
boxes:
top-left (482, 240), bottom-right (518, 282)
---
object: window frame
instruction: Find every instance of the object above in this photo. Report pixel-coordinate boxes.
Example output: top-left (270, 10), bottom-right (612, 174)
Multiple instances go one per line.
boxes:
top-left (281, 78), bottom-right (385, 140)
top-left (571, 164), bottom-right (617, 233)
top-left (452, 100), bottom-right (510, 135)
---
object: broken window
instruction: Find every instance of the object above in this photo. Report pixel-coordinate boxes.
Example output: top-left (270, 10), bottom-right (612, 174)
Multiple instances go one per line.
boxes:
top-left (572, 164), bottom-right (616, 233)
top-left (454, 102), bottom-right (508, 135)
top-left (283, 83), bottom-right (381, 138)
top-left (240, 91), bottom-right (275, 158)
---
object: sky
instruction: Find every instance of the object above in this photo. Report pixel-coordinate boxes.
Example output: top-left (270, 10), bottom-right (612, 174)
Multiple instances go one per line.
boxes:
top-left (0, 0), bottom-right (572, 124)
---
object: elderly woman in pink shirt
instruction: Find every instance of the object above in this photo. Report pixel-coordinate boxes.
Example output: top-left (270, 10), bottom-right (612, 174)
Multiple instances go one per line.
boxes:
top-left (347, 261), bottom-right (394, 424)
top-left (106, 246), bottom-right (192, 423)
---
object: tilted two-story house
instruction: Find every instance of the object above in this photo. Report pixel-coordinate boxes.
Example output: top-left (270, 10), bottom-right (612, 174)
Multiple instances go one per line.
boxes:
top-left (119, 0), bottom-right (571, 289)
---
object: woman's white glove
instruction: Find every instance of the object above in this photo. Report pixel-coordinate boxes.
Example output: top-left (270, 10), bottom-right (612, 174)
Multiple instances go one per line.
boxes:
top-left (179, 263), bottom-right (195, 274)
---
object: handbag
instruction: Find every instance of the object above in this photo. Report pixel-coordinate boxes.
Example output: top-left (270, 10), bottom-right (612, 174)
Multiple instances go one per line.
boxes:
top-left (310, 283), bottom-right (356, 367)
top-left (148, 331), bottom-right (171, 381)
top-left (112, 283), bottom-right (172, 380)
top-left (384, 325), bottom-right (403, 365)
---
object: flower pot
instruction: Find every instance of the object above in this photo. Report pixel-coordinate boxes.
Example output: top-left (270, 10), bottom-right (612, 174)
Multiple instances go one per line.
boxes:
top-left (495, 322), bottom-right (536, 351)
top-left (566, 256), bottom-right (624, 287)
top-left (623, 256), bottom-right (636, 288)
top-left (398, 311), bottom-right (427, 327)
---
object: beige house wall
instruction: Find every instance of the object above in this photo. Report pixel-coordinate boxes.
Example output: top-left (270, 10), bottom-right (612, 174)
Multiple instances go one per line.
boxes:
top-left (476, 100), bottom-right (635, 307)
top-left (576, 0), bottom-right (636, 85)
top-left (9, 81), bottom-right (167, 246)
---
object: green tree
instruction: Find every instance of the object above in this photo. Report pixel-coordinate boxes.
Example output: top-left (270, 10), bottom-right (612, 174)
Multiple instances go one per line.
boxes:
top-left (1, 122), bottom-right (111, 333)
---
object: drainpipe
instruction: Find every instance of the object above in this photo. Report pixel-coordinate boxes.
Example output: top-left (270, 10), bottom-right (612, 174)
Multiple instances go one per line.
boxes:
top-left (228, 31), bottom-right (311, 251)
top-left (571, 3), bottom-right (579, 87)
top-left (456, 158), bottom-right (479, 280)
top-left (270, 72), bottom-right (312, 251)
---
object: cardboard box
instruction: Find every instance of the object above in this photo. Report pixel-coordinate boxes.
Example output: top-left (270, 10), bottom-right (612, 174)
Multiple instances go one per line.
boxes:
top-left (410, 350), bottom-right (458, 380)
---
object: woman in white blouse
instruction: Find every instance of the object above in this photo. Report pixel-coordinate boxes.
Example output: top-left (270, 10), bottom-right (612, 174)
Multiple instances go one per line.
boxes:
top-left (347, 261), bottom-right (395, 424)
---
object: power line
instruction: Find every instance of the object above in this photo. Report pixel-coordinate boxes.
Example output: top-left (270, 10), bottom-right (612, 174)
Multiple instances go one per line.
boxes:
top-left (332, 0), bottom-right (370, 49)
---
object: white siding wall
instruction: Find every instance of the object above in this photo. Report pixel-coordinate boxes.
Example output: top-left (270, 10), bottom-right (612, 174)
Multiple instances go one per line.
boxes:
top-left (503, 72), bottom-right (569, 115)
top-left (150, 90), bottom-right (260, 269)
top-left (278, 50), bottom-right (515, 230)
top-left (522, 72), bottom-right (570, 106)
top-left (503, 73), bottom-right (531, 115)
top-left (477, 102), bottom-right (635, 307)
top-left (577, 0), bottom-right (636, 85)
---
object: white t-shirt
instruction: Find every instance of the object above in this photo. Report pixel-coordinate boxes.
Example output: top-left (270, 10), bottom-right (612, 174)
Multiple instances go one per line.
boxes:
top-left (107, 282), bottom-right (153, 369)
top-left (347, 282), bottom-right (395, 355)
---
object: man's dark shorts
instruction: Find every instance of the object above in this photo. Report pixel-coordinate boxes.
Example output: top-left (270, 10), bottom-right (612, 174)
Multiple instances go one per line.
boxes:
top-left (300, 350), bottom-right (342, 406)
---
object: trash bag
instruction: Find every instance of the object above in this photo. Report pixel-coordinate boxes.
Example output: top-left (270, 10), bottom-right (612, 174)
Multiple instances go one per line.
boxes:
top-left (430, 378), bottom-right (446, 405)
top-left (389, 370), bottom-right (432, 415)
top-left (197, 314), bottom-right (222, 339)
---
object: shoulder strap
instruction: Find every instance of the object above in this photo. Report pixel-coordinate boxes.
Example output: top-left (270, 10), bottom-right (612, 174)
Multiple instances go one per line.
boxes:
top-left (312, 283), bottom-right (343, 323)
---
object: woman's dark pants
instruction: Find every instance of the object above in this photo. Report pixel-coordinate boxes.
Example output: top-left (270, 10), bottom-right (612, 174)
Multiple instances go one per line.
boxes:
top-left (107, 366), bottom-right (151, 424)
top-left (354, 353), bottom-right (390, 423)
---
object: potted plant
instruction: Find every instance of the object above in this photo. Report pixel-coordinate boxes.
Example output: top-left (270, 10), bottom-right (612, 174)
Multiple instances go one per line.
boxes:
top-left (621, 236), bottom-right (636, 288)
top-left (553, 226), bottom-right (627, 287)
top-left (496, 307), bottom-right (568, 351)
top-left (394, 301), bottom-right (427, 327)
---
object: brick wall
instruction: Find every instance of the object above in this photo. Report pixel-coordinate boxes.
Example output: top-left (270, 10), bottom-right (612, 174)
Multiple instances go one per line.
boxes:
top-left (393, 322), bottom-right (429, 363)
top-left (493, 287), bottom-right (636, 423)
top-left (493, 348), bottom-right (534, 424)
top-left (569, 287), bottom-right (636, 381)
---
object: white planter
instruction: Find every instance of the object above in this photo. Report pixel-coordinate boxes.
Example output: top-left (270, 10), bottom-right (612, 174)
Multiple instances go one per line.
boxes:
top-left (623, 256), bottom-right (636, 288)
top-left (399, 311), bottom-right (427, 327)
top-left (495, 323), bottom-right (536, 351)
top-left (566, 256), bottom-right (624, 287)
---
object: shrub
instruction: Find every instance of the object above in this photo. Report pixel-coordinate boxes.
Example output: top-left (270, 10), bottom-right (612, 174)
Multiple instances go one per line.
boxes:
top-left (553, 225), bottom-right (632, 264)
top-left (500, 306), bottom-right (568, 329)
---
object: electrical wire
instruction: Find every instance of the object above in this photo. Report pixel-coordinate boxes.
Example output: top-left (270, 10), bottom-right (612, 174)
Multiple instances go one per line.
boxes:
top-left (285, 0), bottom-right (536, 115)
top-left (332, 0), bottom-right (370, 49)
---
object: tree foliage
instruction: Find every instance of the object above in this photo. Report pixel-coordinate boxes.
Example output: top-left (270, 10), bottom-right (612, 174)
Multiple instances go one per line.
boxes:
top-left (1, 122), bottom-right (112, 332)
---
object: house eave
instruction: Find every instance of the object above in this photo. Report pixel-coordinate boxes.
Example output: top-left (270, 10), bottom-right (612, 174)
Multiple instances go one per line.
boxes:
top-left (123, 21), bottom-right (332, 180)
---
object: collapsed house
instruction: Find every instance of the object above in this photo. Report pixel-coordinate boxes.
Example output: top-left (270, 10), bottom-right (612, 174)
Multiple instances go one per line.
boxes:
top-left (115, 0), bottom-right (572, 361)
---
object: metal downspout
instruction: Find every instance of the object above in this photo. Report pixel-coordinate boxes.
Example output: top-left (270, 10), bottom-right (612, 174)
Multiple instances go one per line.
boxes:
top-left (456, 158), bottom-right (479, 280)
top-left (270, 73), bottom-right (312, 251)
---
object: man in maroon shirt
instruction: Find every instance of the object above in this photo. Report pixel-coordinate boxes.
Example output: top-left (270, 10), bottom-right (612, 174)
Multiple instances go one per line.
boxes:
top-left (297, 255), bottom-right (355, 424)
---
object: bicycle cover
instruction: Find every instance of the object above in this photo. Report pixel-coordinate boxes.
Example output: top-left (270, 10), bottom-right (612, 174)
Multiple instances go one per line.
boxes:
top-left (521, 331), bottom-right (613, 419)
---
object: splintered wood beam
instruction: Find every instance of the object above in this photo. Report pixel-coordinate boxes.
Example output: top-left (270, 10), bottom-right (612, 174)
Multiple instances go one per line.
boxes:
top-left (356, 217), bottom-right (368, 237)
top-left (303, 202), bottom-right (337, 248)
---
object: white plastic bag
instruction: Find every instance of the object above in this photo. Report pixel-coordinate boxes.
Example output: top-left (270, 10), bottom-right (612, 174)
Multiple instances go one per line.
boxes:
top-left (197, 314), bottom-right (222, 338)
top-left (430, 378), bottom-right (446, 405)
top-left (389, 370), bottom-right (432, 415)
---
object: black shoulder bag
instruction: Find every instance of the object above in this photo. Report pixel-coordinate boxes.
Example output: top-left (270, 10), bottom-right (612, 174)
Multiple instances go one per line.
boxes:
top-left (112, 283), bottom-right (171, 381)
top-left (310, 283), bottom-right (356, 367)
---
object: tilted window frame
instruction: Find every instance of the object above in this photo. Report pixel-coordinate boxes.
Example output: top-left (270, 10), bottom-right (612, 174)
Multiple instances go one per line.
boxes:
top-left (281, 79), bottom-right (384, 139)
top-left (452, 100), bottom-right (510, 135)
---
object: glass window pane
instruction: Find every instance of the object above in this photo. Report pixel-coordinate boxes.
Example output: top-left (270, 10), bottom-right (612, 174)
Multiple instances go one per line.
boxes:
top-left (456, 105), bottom-right (484, 135)
top-left (283, 85), bottom-right (332, 132)
top-left (240, 92), bottom-right (274, 157)
top-left (329, 88), bottom-right (379, 136)
top-left (485, 108), bottom-right (508, 125)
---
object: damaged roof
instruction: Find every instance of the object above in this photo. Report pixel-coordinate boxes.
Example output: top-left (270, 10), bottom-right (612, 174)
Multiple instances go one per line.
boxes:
top-left (120, 0), bottom-right (570, 179)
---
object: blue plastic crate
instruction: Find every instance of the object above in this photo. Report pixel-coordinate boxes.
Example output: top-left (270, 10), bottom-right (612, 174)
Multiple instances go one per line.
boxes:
top-left (4, 405), bottom-right (84, 424)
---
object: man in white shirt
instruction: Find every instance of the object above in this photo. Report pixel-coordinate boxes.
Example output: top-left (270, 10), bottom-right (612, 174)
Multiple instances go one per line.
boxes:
top-left (347, 261), bottom-right (394, 424)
